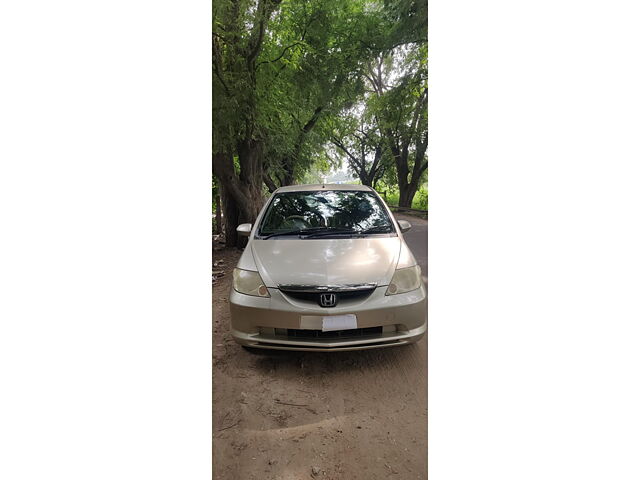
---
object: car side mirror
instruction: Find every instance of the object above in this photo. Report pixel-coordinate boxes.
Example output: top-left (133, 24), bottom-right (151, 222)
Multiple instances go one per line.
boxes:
top-left (397, 220), bottom-right (412, 233)
top-left (236, 223), bottom-right (252, 237)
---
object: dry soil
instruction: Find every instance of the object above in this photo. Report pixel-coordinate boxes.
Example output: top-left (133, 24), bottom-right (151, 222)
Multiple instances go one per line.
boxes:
top-left (213, 214), bottom-right (427, 480)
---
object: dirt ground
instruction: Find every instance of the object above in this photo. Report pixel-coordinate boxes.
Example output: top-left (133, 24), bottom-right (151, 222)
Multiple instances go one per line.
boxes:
top-left (213, 215), bottom-right (427, 479)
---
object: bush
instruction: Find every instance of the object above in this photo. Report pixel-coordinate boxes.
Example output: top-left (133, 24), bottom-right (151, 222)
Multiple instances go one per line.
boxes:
top-left (413, 187), bottom-right (428, 210)
top-left (374, 182), bottom-right (428, 211)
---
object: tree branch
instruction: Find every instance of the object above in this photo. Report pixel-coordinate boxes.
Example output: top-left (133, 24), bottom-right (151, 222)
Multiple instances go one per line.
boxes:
top-left (213, 66), bottom-right (231, 96)
top-left (246, 0), bottom-right (282, 67)
top-left (257, 42), bottom-right (304, 67)
top-left (370, 145), bottom-right (382, 176)
top-left (302, 106), bottom-right (323, 133)
top-left (402, 87), bottom-right (427, 152)
top-left (257, 12), bottom-right (316, 68)
top-left (331, 137), bottom-right (362, 169)
top-left (213, 36), bottom-right (231, 95)
top-left (263, 173), bottom-right (278, 193)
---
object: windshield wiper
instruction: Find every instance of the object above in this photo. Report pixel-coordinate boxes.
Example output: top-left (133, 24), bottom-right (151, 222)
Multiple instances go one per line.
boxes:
top-left (359, 225), bottom-right (393, 234)
top-left (261, 227), bottom-right (331, 239)
top-left (262, 225), bottom-right (393, 239)
top-left (299, 227), bottom-right (358, 238)
top-left (302, 226), bottom-right (394, 238)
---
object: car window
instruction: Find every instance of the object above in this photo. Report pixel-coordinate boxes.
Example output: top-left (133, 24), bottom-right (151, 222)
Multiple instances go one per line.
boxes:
top-left (257, 190), bottom-right (394, 237)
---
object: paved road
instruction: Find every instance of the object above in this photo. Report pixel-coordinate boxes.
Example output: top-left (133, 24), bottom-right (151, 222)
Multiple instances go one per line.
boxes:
top-left (397, 213), bottom-right (428, 285)
top-left (213, 214), bottom-right (427, 480)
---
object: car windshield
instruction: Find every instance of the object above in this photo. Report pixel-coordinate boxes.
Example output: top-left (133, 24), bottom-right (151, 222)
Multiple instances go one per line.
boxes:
top-left (257, 190), bottom-right (395, 238)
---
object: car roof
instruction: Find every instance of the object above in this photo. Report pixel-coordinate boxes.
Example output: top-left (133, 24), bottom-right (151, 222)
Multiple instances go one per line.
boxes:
top-left (274, 184), bottom-right (374, 193)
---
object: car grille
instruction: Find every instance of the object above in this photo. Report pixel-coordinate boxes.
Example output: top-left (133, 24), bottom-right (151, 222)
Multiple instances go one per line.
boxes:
top-left (286, 326), bottom-right (383, 339)
top-left (279, 285), bottom-right (376, 307)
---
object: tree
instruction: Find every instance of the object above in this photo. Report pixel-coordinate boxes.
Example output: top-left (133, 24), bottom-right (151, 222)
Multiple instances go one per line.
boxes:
top-left (328, 109), bottom-right (390, 187)
top-left (257, 0), bottom-right (378, 191)
top-left (359, 0), bottom-right (427, 206)
top-left (213, 0), bottom-right (283, 245)
top-left (213, 0), bottom-right (428, 244)
top-left (366, 44), bottom-right (427, 207)
top-left (213, 0), bottom-right (391, 245)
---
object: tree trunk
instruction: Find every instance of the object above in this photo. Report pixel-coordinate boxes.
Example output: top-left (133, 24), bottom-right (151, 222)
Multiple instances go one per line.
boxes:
top-left (398, 182), bottom-right (419, 208)
top-left (398, 187), bottom-right (410, 208)
top-left (360, 168), bottom-right (372, 187)
top-left (397, 164), bottom-right (425, 208)
top-left (388, 138), bottom-right (425, 208)
top-left (281, 157), bottom-right (295, 187)
top-left (237, 138), bottom-right (266, 221)
top-left (214, 194), bottom-right (222, 234)
top-left (220, 183), bottom-right (239, 247)
top-left (263, 173), bottom-right (278, 193)
top-left (213, 144), bottom-right (265, 247)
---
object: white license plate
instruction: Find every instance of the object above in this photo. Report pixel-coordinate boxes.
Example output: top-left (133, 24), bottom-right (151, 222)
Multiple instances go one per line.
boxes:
top-left (321, 314), bottom-right (357, 332)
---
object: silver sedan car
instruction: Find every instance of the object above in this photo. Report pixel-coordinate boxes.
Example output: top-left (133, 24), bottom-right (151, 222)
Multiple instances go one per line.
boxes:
top-left (229, 184), bottom-right (426, 351)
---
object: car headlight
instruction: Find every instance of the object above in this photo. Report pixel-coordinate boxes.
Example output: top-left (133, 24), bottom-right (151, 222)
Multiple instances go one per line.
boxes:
top-left (232, 268), bottom-right (270, 297)
top-left (386, 265), bottom-right (421, 295)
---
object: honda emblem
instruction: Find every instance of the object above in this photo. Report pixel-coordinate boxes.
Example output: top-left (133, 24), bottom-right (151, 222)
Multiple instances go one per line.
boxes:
top-left (319, 293), bottom-right (337, 307)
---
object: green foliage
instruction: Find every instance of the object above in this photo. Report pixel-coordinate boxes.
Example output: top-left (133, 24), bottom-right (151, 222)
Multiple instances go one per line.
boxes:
top-left (214, 0), bottom-right (427, 218)
top-left (413, 185), bottom-right (428, 210)
top-left (216, 0), bottom-right (375, 174)
top-left (376, 181), bottom-right (428, 210)
top-left (256, 0), bottom-right (382, 182)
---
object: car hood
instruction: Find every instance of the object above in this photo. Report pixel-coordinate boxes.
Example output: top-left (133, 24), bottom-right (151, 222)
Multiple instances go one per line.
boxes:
top-left (251, 237), bottom-right (401, 288)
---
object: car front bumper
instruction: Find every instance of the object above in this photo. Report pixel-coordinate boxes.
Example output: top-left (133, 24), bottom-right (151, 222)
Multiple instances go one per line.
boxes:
top-left (229, 284), bottom-right (427, 351)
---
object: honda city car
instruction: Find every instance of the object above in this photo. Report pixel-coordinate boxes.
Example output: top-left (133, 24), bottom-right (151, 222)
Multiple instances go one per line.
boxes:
top-left (229, 184), bottom-right (427, 351)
